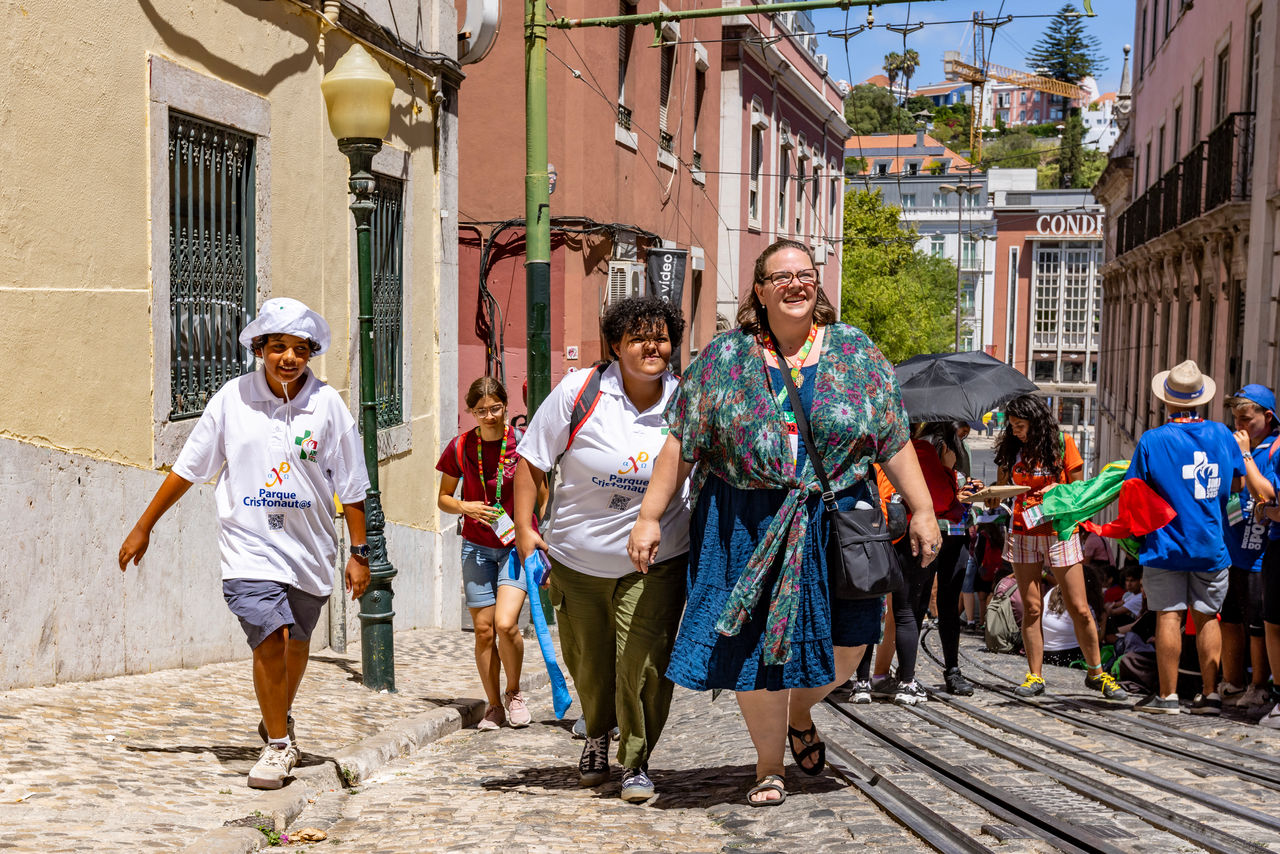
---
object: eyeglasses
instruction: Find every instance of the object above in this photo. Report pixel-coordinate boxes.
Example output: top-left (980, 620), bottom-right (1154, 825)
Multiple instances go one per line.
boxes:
top-left (470, 405), bottom-right (505, 418)
top-left (763, 268), bottom-right (818, 288)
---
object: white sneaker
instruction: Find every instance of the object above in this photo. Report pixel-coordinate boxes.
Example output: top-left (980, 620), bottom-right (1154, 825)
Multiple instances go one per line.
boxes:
top-left (1239, 684), bottom-right (1271, 710)
top-left (247, 743), bottom-right (297, 790)
top-left (1259, 704), bottom-right (1280, 730)
top-left (1218, 681), bottom-right (1246, 706)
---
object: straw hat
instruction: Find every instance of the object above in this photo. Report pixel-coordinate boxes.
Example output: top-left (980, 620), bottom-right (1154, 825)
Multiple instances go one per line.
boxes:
top-left (1151, 360), bottom-right (1216, 408)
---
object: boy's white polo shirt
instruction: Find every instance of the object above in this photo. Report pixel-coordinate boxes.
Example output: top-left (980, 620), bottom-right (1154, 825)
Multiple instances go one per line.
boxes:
top-left (517, 362), bottom-right (690, 578)
top-left (172, 368), bottom-right (370, 596)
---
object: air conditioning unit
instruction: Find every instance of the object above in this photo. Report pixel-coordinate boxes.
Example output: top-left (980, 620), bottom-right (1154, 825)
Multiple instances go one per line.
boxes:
top-left (812, 244), bottom-right (827, 264)
top-left (607, 261), bottom-right (645, 305)
top-left (818, 54), bottom-right (828, 73)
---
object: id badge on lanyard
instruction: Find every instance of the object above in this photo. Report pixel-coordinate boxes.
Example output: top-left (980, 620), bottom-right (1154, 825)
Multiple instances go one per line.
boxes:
top-left (490, 508), bottom-right (517, 546)
top-left (783, 412), bottom-right (799, 466)
top-left (1226, 494), bottom-right (1245, 527)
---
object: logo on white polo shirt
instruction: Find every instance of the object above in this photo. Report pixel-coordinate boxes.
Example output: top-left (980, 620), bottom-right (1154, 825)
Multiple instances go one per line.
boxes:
top-left (617, 451), bottom-right (650, 475)
top-left (1182, 451), bottom-right (1221, 500)
top-left (265, 460), bottom-right (292, 487)
top-left (295, 430), bottom-right (320, 462)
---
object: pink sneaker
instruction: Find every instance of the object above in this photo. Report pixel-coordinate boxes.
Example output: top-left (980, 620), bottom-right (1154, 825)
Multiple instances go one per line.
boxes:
top-left (477, 704), bottom-right (505, 731)
top-left (505, 690), bottom-right (532, 728)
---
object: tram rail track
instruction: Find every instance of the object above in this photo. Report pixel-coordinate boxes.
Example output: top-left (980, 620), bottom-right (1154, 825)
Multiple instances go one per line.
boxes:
top-left (920, 628), bottom-right (1280, 789)
top-left (813, 632), bottom-right (1280, 853)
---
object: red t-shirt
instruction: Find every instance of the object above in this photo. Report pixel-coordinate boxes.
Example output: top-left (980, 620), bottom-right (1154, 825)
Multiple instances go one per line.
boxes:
top-left (1009, 432), bottom-right (1083, 535)
top-left (436, 427), bottom-right (530, 548)
top-left (913, 439), bottom-right (964, 524)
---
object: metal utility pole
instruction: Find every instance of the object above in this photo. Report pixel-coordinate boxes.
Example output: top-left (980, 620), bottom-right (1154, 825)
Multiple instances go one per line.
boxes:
top-left (940, 182), bottom-right (979, 352)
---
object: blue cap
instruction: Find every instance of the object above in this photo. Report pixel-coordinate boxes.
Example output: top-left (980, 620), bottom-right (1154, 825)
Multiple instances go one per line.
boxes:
top-left (1229, 384), bottom-right (1276, 414)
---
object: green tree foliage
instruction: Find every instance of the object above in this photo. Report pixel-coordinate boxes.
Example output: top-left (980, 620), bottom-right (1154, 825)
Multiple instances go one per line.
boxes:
top-left (980, 131), bottom-right (1044, 169)
top-left (841, 190), bottom-right (956, 363)
top-left (1057, 113), bottom-right (1085, 188)
top-left (929, 102), bottom-right (972, 149)
top-left (1026, 3), bottom-right (1107, 83)
top-left (845, 83), bottom-right (913, 135)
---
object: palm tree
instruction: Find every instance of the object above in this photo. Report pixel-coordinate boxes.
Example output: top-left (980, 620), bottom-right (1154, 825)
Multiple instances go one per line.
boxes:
top-left (900, 49), bottom-right (920, 88)
top-left (883, 52), bottom-right (902, 91)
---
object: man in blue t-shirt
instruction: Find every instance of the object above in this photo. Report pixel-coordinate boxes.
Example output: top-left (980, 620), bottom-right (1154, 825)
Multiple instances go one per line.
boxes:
top-left (1126, 361), bottom-right (1245, 715)
top-left (1221, 386), bottom-right (1278, 715)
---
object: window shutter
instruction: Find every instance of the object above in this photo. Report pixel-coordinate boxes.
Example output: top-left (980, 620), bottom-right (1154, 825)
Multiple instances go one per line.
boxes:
top-left (659, 43), bottom-right (674, 131)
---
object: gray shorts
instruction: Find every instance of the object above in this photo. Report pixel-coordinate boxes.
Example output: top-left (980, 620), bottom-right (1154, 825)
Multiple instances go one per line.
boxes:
top-left (1142, 566), bottom-right (1229, 615)
top-left (223, 579), bottom-right (328, 649)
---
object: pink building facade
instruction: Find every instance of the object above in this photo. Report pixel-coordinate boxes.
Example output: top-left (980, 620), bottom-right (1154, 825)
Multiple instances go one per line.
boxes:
top-left (713, 9), bottom-right (850, 326)
top-left (1093, 0), bottom-right (1276, 464)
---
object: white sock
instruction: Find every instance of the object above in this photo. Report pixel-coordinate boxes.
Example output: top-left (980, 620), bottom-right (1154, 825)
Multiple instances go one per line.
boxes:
top-left (269, 734), bottom-right (292, 750)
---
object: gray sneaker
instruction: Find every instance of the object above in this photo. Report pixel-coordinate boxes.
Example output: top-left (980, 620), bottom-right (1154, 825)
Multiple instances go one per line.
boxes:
top-left (620, 767), bottom-right (655, 802)
top-left (1136, 693), bottom-right (1181, 715)
top-left (247, 743), bottom-right (297, 790)
top-left (578, 734), bottom-right (610, 787)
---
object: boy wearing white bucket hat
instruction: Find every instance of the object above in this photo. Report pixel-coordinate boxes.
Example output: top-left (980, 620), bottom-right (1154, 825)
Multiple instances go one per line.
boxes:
top-left (1126, 360), bottom-right (1245, 715)
top-left (118, 298), bottom-right (371, 789)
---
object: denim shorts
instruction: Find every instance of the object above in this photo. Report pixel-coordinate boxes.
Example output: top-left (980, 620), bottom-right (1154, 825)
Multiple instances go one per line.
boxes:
top-left (222, 579), bottom-right (328, 649)
top-left (461, 540), bottom-right (525, 609)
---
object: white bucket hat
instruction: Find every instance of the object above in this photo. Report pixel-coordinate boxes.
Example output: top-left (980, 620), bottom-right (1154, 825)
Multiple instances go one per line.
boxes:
top-left (1151, 359), bottom-right (1216, 408)
top-left (238, 298), bottom-right (331, 355)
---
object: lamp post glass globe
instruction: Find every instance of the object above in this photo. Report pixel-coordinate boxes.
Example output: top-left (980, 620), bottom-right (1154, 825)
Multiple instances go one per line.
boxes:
top-left (322, 44), bottom-right (395, 142)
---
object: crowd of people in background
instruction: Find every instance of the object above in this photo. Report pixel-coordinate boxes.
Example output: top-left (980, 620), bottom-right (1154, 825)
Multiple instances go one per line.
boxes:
top-left (116, 239), bottom-right (1279, 803)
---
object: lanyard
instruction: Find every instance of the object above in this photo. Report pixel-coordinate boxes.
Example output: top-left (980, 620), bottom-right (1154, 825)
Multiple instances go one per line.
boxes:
top-left (766, 325), bottom-right (817, 408)
top-left (475, 426), bottom-right (510, 506)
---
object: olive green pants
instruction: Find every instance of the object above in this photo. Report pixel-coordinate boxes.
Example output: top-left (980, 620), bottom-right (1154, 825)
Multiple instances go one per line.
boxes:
top-left (548, 555), bottom-right (687, 770)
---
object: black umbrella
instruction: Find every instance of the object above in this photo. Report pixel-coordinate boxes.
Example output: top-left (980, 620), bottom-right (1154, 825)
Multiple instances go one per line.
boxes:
top-left (894, 351), bottom-right (1040, 423)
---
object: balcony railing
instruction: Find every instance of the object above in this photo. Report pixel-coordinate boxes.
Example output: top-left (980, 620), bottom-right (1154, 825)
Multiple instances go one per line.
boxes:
top-left (1117, 112), bottom-right (1254, 256)
top-left (659, 130), bottom-right (674, 153)
top-left (617, 104), bottom-right (632, 130)
top-left (1205, 112), bottom-right (1254, 210)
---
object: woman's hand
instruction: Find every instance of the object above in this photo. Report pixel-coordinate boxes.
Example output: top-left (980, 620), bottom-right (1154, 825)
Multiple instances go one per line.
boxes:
top-left (910, 511), bottom-right (943, 566)
top-left (627, 518), bottom-right (662, 574)
top-left (460, 501), bottom-right (500, 523)
top-left (957, 479), bottom-right (985, 503)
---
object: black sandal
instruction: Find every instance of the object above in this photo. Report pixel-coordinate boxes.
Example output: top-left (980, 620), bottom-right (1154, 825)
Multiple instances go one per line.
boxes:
top-left (747, 774), bottom-right (787, 807)
top-left (787, 723), bottom-right (826, 776)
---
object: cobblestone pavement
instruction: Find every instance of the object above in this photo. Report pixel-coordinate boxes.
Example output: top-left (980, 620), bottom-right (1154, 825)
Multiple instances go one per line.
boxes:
top-left (304, 684), bottom-right (929, 854)
top-left (0, 629), bottom-right (538, 852)
top-left (5, 623), bottom-right (1280, 853)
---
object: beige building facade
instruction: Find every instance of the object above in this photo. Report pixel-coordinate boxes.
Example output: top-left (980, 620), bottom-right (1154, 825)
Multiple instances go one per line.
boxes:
top-left (0, 0), bottom-right (462, 689)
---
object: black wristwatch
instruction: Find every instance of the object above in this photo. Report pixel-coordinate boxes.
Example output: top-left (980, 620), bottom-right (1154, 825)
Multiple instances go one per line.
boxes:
top-left (350, 544), bottom-right (370, 559)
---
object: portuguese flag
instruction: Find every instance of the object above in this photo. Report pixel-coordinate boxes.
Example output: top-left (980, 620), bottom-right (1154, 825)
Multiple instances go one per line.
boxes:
top-left (1040, 461), bottom-right (1177, 550)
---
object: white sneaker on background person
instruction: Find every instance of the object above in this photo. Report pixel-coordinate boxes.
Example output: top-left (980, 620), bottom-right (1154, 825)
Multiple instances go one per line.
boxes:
top-left (247, 743), bottom-right (297, 789)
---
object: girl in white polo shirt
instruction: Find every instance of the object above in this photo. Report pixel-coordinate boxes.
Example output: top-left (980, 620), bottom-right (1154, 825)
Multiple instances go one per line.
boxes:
top-left (513, 296), bottom-right (690, 804)
top-left (118, 298), bottom-right (370, 791)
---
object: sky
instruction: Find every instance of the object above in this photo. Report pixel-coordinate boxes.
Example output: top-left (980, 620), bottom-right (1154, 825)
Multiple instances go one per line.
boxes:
top-left (808, 0), bottom-right (1136, 97)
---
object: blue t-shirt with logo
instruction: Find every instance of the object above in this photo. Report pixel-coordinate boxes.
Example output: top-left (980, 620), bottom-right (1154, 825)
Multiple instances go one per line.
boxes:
top-left (1227, 434), bottom-right (1278, 570)
top-left (1126, 418), bottom-right (1245, 571)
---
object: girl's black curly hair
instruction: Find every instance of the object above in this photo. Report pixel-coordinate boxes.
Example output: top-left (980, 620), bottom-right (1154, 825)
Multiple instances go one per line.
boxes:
top-left (600, 295), bottom-right (686, 359)
top-left (994, 394), bottom-right (1064, 477)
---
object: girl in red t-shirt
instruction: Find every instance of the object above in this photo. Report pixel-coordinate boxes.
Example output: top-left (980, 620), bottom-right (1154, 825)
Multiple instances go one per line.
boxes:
top-left (992, 394), bottom-right (1125, 700)
top-left (437, 377), bottom-right (535, 730)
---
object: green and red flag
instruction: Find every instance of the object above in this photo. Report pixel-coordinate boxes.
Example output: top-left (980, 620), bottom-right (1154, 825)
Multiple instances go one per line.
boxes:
top-left (1040, 460), bottom-right (1178, 543)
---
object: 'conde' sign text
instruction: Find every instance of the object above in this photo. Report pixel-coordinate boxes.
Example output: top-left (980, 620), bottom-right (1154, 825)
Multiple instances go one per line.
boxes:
top-left (1036, 213), bottom-right (1105, 236)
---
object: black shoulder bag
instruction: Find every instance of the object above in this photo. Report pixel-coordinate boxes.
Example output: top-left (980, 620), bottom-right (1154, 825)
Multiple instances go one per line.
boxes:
top-left (774, 349), bottom-right (903, 600)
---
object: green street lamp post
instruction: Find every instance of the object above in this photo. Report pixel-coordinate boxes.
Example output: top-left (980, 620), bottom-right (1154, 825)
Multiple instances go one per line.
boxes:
top-left (322, 44), bottom-right (398, 692)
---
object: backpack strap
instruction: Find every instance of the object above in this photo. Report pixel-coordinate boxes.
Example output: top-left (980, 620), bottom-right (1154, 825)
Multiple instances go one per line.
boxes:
top-left (566, 363), bottom-right (608, 450)
top-left (455, 428), bottom-right (472, 477)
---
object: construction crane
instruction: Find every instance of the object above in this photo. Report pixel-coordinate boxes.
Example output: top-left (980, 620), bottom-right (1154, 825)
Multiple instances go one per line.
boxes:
top-left (942, 12), bottom-right (1088, 162)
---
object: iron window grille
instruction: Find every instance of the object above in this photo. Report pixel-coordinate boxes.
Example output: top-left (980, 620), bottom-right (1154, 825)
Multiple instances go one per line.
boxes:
top-left (617, 104), bottom-right (633, 131)
top-left (168, 111), bottom-right (256, 420)
top-left (659, 130), bottom-right (674, 153)
top-left (371, 174), bottom-right (405, 430)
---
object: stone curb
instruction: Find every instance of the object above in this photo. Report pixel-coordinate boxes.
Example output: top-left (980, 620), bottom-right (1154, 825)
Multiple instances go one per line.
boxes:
top-left (186, 671), bottom-right (551, 853)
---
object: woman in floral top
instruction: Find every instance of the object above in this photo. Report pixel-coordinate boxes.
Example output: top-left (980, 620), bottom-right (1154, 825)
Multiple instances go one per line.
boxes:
top-left (628, 239), bottom-right (940, 806)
